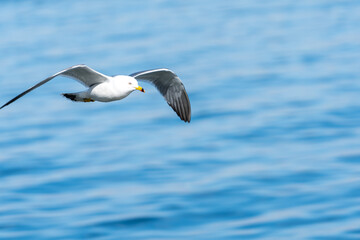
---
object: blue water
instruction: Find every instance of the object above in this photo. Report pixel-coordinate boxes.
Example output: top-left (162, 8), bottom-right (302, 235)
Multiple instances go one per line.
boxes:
top-left (1, 1), bottom-right (360, 239)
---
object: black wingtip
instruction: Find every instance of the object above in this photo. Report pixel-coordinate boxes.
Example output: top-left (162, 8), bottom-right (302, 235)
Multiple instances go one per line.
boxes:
top-left (180, 113), bottom-right (191, 123)
top-left (181, 115), bottom-right (191, 123)
top-left (62, 93), bottom-right (77, 101)
top-left (0, 100), bottom-right (14, 110)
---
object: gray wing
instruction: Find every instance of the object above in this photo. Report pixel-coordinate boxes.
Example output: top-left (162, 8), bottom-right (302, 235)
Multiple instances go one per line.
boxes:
top-left (130, 68), bottom-right (191, 122)
top-left (0, 65), bottom-right (108, 109)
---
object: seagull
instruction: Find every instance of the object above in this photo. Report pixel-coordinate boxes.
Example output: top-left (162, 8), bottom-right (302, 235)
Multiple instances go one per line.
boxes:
top-left (0, 64), bottom-right (191, 122)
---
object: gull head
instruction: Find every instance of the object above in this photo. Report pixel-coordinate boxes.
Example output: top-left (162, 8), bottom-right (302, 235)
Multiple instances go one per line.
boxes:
top-left (113, 75), bottom-right (145, 94)
top-left (127, 77), bottom-right (145, 93)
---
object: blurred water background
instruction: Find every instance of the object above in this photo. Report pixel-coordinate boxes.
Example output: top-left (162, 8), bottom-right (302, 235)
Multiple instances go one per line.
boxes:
top-left (1, 0), bottom-right (360, 239)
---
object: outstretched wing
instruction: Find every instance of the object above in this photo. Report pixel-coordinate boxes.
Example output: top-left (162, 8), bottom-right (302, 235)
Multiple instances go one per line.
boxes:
top-left (0, 64), bottom-right (109, 109)
top-left (130, 68), bottom-right (191, 122)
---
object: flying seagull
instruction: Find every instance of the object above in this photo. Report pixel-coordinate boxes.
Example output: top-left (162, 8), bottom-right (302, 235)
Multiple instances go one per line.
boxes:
top-left (0, 64), bottom-right (191, 122)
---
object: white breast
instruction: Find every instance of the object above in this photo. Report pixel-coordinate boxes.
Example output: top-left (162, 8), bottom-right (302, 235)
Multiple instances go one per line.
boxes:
top-left (88, 77), bottom-right (133, 102)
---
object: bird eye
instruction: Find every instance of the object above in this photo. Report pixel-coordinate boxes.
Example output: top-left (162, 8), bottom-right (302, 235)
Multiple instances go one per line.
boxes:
top-left (128, 82), bottom-right (132, 85)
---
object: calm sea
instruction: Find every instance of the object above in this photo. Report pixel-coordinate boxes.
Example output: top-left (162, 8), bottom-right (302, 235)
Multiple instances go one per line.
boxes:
top-left (1, 1), bottom-right (360, 239)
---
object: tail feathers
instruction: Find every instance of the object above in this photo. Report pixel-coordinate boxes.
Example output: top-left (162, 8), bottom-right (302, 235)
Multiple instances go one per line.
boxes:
top-left (62, 93), bottom-right (94, 102)
top-left (63, 93), bottom-right (77, 101)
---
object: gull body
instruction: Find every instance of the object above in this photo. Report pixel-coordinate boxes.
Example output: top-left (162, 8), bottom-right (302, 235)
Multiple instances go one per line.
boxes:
top-left (0, 65), bottom-right (191, 122)
top-left (86, 75), bottom-right (141, 102)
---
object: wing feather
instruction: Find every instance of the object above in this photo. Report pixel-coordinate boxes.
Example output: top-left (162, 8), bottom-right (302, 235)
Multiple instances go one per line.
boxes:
top-left (0, 65), bottom-right (108, 109)
top-left (130, 69), bottom-right (191, 122)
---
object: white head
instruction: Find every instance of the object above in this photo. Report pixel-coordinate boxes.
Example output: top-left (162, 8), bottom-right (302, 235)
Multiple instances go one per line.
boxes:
top-left (114, 75), bottom-right (145, 94)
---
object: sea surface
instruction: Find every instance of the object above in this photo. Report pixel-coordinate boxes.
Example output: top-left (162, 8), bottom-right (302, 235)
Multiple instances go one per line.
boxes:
top-left (0, 1), bottom-right (360, 239)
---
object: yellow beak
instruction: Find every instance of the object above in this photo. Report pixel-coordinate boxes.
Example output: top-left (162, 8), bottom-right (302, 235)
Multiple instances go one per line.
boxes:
top-left (135, 86), bottom-right (145, 92)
